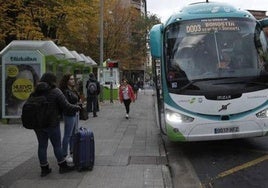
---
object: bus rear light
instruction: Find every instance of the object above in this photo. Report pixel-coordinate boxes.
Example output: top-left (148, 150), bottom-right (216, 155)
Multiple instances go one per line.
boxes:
top-left (165, 109), bottom-right (194, 123)
top-left (256, 109), bottom-right (268, 118)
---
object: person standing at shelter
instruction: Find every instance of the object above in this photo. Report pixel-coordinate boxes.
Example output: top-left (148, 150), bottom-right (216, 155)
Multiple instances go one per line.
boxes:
top-left (32, 72), bottom-right (80, 177)
top-left (119, 79), bottom-right (135, 119)
top-left (59, 73), bottom-right (80, 163)
top-left (86, 73), bottom-right (100, 117)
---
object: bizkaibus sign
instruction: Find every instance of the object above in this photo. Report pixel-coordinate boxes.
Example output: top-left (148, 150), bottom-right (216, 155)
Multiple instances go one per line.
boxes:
top-left (2, 50), bottom-right (44, 118)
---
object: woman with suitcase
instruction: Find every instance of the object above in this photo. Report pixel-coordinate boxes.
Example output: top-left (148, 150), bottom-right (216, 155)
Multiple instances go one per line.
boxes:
top-left (59, 73), bottom-right (81, 163)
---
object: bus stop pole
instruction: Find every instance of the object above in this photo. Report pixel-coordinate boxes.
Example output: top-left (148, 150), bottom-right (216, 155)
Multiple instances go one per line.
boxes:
top-left (110, 67), bottom-right (113, 103)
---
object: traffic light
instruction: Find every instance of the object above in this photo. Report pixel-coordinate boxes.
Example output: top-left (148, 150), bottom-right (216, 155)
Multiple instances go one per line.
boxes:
top-left (107, 61), bottom-right (118, 68)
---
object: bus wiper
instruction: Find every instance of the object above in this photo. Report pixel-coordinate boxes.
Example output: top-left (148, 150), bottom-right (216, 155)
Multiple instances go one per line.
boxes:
top-left (178, 80), bottom-right (198, 92)
top-left (178, 77), bottom-right (239, 91)
top-left (209, 77), bottom-right (245, 85)
top-left (246, 81), bottom-right (268, 86)
top-left (178, 78), bottom-right (222, 91)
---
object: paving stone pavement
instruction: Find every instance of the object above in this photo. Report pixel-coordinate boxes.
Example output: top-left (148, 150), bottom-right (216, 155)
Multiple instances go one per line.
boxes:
top-left (0, 89), bottom-right (172, 188)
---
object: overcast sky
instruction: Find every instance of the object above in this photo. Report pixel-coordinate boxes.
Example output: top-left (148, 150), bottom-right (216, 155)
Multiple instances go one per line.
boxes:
top-left (146, 0), bottom-right (268, 22)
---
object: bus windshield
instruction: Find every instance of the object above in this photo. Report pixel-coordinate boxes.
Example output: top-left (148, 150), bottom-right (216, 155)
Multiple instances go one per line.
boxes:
top-left (164, 18), bottom-right (268, 94)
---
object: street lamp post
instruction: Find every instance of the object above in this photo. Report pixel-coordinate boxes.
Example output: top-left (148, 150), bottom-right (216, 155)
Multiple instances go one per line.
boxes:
top-left (100, 0), bottom-right (104, 71)
top-left (99, 0), bottom-right (104, 102)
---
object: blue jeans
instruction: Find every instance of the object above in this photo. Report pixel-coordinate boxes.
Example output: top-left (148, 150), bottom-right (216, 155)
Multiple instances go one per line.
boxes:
top-left (34, 125), bottom-right (64, 166)
top-left (62, 113), bottom-right (79, 157)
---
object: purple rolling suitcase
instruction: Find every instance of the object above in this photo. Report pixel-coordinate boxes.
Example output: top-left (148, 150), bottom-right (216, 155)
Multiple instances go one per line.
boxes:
top-left (72, 127), bottom-right (95, 171)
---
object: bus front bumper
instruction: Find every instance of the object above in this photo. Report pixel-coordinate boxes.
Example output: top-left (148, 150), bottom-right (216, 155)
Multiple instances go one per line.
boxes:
top-left (166, 120), bottom-right (268, 142)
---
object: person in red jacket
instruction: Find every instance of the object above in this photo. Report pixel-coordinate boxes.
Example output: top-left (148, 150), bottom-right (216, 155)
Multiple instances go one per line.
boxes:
top-left (119, 79), bottom-right (135, 119)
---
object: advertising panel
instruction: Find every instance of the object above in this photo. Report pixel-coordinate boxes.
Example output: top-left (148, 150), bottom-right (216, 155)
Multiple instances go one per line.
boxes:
top-left (2, 50), bottom-right (44, 118)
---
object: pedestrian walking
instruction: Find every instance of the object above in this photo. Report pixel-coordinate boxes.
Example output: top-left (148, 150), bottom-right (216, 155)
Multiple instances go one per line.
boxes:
top-left (31, 72), bottom-right (80, 177)
top-left (86, 73), bottom-right (100, 117)
top-left (119, 79), bottom-right (135, 119)
top-left (59, 73), bottom-right (80, 163)
top-left (133, 81), bottom-right (139, 99)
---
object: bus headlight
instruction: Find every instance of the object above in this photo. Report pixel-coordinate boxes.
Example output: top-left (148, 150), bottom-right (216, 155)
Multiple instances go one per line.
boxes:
top-left (165, 109), bottom-right (194, 123)
top-left (256, 109), bottom-right (268, 118)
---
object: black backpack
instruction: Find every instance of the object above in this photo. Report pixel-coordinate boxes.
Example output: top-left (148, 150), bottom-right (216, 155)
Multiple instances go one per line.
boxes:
top-left (87, 82), bottom-right (97, 95)
top-left (21, 92), bottom-right (56, 129)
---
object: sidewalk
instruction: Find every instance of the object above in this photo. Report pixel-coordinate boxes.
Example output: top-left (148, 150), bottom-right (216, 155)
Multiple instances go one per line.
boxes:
top-left (0, 89), bottom-right (172, 188)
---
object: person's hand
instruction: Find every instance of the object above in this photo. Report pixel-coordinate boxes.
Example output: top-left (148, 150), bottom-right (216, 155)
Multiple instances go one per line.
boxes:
top-left (76, 105), bottom-right (81, 111)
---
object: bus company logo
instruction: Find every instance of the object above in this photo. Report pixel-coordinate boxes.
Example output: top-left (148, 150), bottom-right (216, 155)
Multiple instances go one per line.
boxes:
top-left (218, 103), bottom-right (231, 112)
top-left (189, 98), bottom-right (196, 104)
top-left (223, 7), bottom-right (231, 13)
top-left (211, 6), bottom-right (220, 13)
top-left (178, 97), bottom-right (197, 104)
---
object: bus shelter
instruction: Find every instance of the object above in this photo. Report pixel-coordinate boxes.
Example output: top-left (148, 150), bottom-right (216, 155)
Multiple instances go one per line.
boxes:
top-left (0, 40), bottom-right (65, 119)
top-left (0, 40), bottom-right (96, 120)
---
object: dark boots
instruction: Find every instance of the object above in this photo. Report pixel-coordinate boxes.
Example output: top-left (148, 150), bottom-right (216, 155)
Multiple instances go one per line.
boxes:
top-left (40, 164), bottom-right (52, 177)
top-left (59, 160), bottom-right (75, 174)
top-left (93, 112), bottom-right (97, 117)
top-left (40, 161), bottom-right (74, 176)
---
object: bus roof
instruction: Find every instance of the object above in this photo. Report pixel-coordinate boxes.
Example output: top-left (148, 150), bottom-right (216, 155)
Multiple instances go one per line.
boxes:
top-left (165, 2), bottom-right (255, 26)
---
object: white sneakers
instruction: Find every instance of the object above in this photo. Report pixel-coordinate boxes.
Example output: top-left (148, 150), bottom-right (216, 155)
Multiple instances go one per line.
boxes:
top-left (125, 114), bottom-right (129, 119)
top-left (65, 155), bottom-right (73, 163)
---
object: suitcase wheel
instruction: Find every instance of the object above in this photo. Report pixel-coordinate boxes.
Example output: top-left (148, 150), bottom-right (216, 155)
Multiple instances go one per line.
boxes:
top-left (77, 166), bottom-right (93, 172)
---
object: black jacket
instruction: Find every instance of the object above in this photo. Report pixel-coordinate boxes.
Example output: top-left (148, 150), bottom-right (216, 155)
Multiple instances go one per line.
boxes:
top-left (62, 88), bottom-right (80, 116)
top-left (33, 82), bottom-right (80, 126)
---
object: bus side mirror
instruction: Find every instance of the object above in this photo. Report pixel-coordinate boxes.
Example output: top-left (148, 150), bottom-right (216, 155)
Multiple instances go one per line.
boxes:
top-left (260, 18), bottom-right (268, 28)
top-left (149, 24), bottom-right (163, 58)
top-left (257, 19), bottom-right (268, 63)
top-left (260, 31), bottom-right (268, 62)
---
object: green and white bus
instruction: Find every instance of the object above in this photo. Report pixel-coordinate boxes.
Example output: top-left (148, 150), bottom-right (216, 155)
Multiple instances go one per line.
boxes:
top-left (150, 1), bottom-right (268, 141)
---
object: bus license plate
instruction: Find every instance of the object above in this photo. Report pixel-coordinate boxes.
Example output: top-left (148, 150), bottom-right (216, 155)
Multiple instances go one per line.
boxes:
top-left (214, 127), bottom-right (239, 134)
